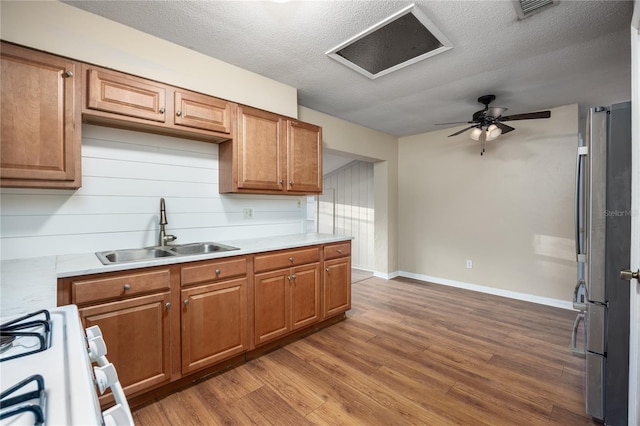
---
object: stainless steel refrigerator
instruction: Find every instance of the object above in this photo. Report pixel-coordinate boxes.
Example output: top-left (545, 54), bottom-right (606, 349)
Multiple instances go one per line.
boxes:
top-left (572, 102), bottom-right (632, 425)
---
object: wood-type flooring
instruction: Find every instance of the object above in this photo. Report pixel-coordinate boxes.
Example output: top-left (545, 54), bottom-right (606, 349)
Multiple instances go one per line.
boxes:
top-left (132, 275), bottom-right (597, 425)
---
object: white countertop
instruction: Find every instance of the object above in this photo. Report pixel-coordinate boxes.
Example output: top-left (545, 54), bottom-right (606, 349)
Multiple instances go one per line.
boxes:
top-left (1, 233), bottom-right (352, 316)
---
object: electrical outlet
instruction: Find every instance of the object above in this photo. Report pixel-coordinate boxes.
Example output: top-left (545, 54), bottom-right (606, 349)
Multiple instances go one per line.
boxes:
top-left (243, 208), bottom-right (253, 219)
top-left (466, 260), bottom-right (473, 269)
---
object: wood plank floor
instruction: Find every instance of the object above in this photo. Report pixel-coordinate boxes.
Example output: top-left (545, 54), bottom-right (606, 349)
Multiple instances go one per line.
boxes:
top-left (132, 276), bottom-right (598, 425)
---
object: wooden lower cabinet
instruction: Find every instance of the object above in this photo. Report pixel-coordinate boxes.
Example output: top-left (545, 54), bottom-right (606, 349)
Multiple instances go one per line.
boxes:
top-left (323, 256), bottom-right (351, 318)
top-left (79, 292), bottom-right (171, 402)
top-left (291, 264), bottom-right (321, 330)
top-left (58, 242), bottom-right (350, 407)
top-left (181, 278), bottom-right (248, 374)
top-left (254, 262), bottom-right (320, 346)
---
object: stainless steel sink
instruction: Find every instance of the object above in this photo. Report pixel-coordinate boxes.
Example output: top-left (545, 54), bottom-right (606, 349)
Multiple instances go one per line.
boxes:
top-left (167, 242), bottom-right (239, 255)
top-left (96, 242), bottom-right (239, 265)
top-left (96, 248), bottom-right (175, 264)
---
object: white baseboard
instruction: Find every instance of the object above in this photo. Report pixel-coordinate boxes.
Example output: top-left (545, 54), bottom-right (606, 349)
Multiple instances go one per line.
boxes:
top-left (372, 270), bottom-right (400, 280)
top-left (395, 271), bottom-right (575, 311)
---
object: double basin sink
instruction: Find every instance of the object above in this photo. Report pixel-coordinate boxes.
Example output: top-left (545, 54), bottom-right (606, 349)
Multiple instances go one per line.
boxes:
top-left (96, 242), bottom-right (239, 265)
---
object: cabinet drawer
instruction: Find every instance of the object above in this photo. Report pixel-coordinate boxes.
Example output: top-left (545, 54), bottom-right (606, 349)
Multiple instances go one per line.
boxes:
top-left (254, 247), bottom-right (319, 273)
top-left (324, 242), bottom-right (351, 260)
top-left (181, 257), bottom-right (247, 286)
top-left (174, 90), bottom-right (232, 133)
top-left (85, 66), bottom-right (167, 122)
top-left (72, 269), bottom-right (170, 305)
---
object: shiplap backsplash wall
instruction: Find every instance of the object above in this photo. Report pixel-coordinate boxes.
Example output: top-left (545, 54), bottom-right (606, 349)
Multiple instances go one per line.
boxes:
top-left (320, 160), bottom-right (374, 270)
top-left (0, 125), bottom-right (305, 260)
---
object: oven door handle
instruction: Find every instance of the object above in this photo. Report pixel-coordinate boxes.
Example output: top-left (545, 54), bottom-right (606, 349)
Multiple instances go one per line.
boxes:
top-left (95, 355), bottom-right (134, 426)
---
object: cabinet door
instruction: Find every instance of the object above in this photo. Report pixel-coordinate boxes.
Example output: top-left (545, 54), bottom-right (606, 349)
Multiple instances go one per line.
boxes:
top-left (85, 67), bottom-right (166, 122)
top-left (80, 292), bottom-right (171, 401)
top-left (323, 257), bottom-right (351, 318)
top-left (254, 269), bottom-right (290, 345)
top-left (174, 90), bottom-right (232, 133)
top-left (290, 263), bottom-right (320, 331)
top-left (236, 106), bottom-right (285, 191)
top-left (181, 278), bottom-right (248, 374)
top-left (286, 120), bottom-right (322, 194)
top-left (0, 43), bottom-right (80, 188)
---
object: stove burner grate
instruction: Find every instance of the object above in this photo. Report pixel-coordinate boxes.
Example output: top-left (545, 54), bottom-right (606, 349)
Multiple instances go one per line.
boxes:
top-left (0, 374), bottom-right (47, 426)
top-left (0, 310), bottom-right (52, 362)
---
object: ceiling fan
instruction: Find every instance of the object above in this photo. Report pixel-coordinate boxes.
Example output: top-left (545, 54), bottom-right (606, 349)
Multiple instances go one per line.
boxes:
top-left (437, 94), bottom-right (551, 155)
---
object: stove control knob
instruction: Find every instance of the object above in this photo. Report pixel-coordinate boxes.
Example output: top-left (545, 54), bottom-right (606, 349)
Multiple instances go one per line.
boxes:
top-left (88, 335), bottom-right (108, 361)
top-left (85, 325), bottom-right (103, 340)
top-left (94, 363), bottom-right (118, 395)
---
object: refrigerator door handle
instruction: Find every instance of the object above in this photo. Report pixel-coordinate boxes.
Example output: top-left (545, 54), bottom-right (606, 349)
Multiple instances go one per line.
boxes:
top-left (571, 312), bottom-right (586, 357)
top-left (573, 280), bottom-right (587, 311)
top-left (575, 146), bottom-right (588, 263)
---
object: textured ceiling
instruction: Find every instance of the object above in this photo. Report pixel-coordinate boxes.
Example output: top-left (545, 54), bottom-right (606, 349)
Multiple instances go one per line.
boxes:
top-left (63, 0), bottom-right (632, 137)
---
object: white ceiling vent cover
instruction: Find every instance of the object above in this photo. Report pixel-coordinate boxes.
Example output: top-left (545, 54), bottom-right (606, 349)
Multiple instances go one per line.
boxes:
top-left (514, 0), bottom-right (559, 19)
top-left (325, 4), bottom-right (453, 80)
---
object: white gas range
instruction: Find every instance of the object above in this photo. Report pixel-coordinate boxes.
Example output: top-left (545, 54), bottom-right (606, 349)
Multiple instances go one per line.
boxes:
top-left (0, 305), bottom-right (133, 425)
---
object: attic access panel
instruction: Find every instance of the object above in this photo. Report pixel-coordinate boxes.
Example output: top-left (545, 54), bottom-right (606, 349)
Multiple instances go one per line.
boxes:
top-left (326, 4), bottom-right (452, 79)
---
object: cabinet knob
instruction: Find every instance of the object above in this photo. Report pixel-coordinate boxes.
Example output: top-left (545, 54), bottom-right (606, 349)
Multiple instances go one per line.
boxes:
top-left (280, 180), bottom-right (284, 185)
top-left (326, 268), bottom-right (330, 272)
top-left (289, 181), bottom-right (294, 186)
top-left (165, 302), bottom-right (171, 309)
top-left (64, 70), bottom-right (74, 78)
top-left (291, 274), bottom-right (296, 280)
top-left (183, 299), bottom-right (190, 306)
top-left (176, 110), bottom-right (182, 117)
top-left (337, 249), bottom-right (342, 254)
top-left (215, 269), bottom-right (221, 275)
top-left (159, 107), bottom-right (165, 114)
top-left (287, 275), bottom-right (291, 280)
top-left (289, 257), bottom-right (294, 263)
top-left (123, 284), bottom-right (131, 291)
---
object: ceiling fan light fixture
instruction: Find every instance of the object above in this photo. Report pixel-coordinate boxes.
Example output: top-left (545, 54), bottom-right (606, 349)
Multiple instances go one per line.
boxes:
top-left (469, 128), bottom-right (482, 141)
top-left (486, 124), bottom-right (502, 141)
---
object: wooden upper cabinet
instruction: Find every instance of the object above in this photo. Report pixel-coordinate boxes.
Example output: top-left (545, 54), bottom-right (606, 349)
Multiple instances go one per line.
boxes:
top-left (0, 42), bottom-right (81, 188)
top-left (82, 65), bottom-right (234, 143)
top-left (219, 105), bottom-right (322, 195)
top-left (85, 66), bottom-right (167, 122)
top-left (235, 105), bottom-right (285, 191)
top-left (287, 120), bottom-right (322, 194)
top-left (174, 90), bottom-right (232, 134)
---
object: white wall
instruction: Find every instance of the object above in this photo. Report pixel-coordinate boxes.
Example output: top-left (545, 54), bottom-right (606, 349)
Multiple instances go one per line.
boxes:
top-left (0, 125), bottom-right (305, 260)
top-left (0, 1), bottom-right (297, 118)
top-left (321, 161), bottom-right (375, 270)
top-left (298, 106), bottom-right (398, 276)
top-left (398, 104), bottom-right (578, 304)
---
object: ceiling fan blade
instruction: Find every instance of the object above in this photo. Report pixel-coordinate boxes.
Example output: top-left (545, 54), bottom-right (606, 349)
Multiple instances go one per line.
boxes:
top-left (435, 121), bottom-right (471, 125)
top-left (501, 111), bottom-right (551, 121)
top-left (495, 122), bottom-right (515, 134)
top-left (448, 125), bottom-right (478, 137)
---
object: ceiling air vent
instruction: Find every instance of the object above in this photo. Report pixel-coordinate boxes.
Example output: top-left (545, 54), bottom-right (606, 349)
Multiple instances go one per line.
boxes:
top-left (325, 4), bottom-right (452, 80)
top-left (514, 0), bottom-right (559, 19)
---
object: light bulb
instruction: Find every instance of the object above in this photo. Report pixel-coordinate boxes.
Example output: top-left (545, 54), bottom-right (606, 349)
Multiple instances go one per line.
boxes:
top-left (486, 124), bottom-right (502, 141)
top-left (469, 128), bottom-right (482, 141)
